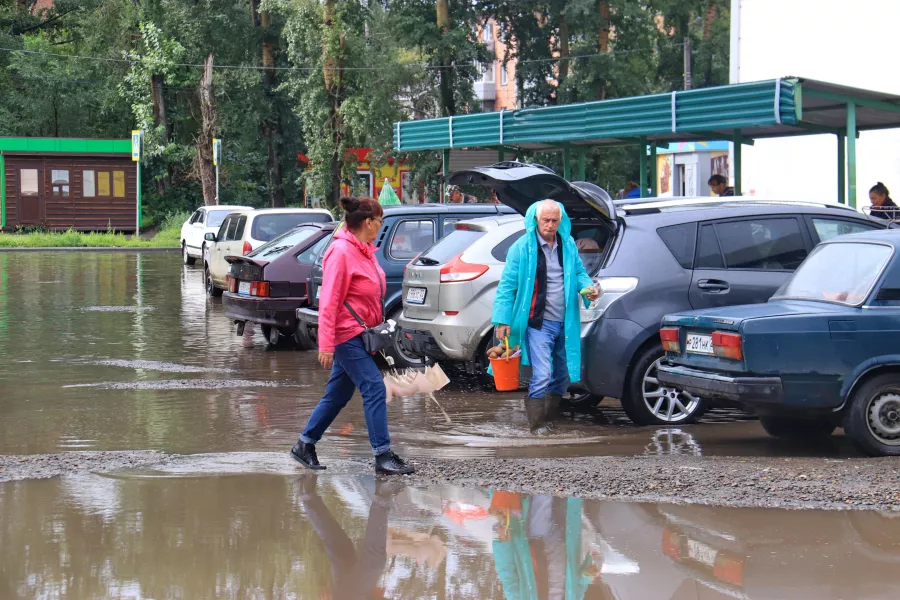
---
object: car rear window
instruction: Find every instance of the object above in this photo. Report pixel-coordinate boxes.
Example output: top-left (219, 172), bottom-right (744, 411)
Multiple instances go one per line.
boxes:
top-left (298, 234), bottom-right (331, 265)
top-left (251, 212), bottom-right (331, 242)
top-left (390, 219), bottom-right (435, 259)
top-left (492, 230), bottom-right (526, 261)
top-left (207, 210), bottom-right (231, 228)
top-left (418, 229), bottom-right (486, 265)
top-left (774, 242), bottom-right (892, 305)
top-left (657, 223), bottom-right (697, 269)
top-left (248, 227), bottom-right (319, 259)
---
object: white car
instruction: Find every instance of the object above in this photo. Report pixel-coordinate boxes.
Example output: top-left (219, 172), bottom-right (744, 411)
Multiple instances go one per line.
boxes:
top-left (204, 207), bottom-right (334, 296)
top-left (180, 205), bottom-right (251, 266)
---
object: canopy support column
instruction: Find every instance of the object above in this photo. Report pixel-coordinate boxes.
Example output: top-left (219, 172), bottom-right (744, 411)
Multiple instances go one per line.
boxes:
top-left (649, 142), bottom-right (658, 197)
top-left (498, 148), bottom-right (505, 162)
top-left (732, 129), bottom-right (742, 196)
top-left (0, 153), bottom-right (5, 229)
top-left (639, 137), bottom-right (648, 198)
top-left (847, 102), bottom-right (857, 208)
top-left (577, 147), bottom-right (586, 181)
top-left (442, 149), bottom-right (450, 204)
top-left (563, 147), bottom-right (571, 180)
top-left (837, 132), bottom-right (846, 205)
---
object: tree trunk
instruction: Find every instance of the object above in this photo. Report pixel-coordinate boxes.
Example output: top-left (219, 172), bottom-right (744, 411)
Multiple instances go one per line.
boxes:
top-left (436, 0), bottom-right (455, 116)
top-left (596, 0), bottom-right (610, 100)
top-left (704, 3), bottom-right (718, 40)
top-left (150, 73), bottom-right (171, 194)
top-left (257, 6), bottom-right (284, 207)
top-left (249, 0), bottom-right (260, 27)
top-left (323, 0), bottom-right (345, 208)
top-left (198, 52), bottom-right (217, 206)
top-left (557, 12), bottom-right (570, 104)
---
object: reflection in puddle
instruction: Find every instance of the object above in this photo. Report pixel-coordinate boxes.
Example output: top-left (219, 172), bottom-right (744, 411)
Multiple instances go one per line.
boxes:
top-left (63, 379), bottom-right (302, 390)
top-left (645, 429), bottom-right (703, 456)
top-left (74, 359), bottom-right (235, 374)
top-left (2, 474), bottom-right (899, 599)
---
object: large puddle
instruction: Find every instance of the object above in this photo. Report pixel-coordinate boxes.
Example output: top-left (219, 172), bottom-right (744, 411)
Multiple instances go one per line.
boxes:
top-left (0, 252), bottom-right (869, 460)
top-left (1, 472), bottom-right (898, 599)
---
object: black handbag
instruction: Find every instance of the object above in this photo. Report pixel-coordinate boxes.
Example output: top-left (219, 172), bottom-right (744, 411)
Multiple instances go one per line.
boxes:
top-left (343, 269), bottom-right (394, 354)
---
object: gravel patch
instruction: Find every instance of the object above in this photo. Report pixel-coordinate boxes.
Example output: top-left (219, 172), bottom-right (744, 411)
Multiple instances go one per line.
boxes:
top-left (0, 451), bottom-right (168, 483)
top-left (406, 455), bottom-right (900, 511)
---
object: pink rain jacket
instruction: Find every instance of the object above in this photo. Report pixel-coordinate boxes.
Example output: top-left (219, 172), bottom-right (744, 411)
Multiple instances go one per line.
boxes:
top-left (317, 228), bottom-right (386, 353)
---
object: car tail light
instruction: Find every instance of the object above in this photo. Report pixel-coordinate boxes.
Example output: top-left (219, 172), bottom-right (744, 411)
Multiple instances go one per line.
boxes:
top-left (660, 327), bottom-right (680, 353)
top-left (242, 241), bottom-right (252, 255)
top-left (712, 331), bottom-right (743, 360)
top-left (440, 255), bottom-right (489, 283)
top-left (454, 223), bottom-right (471, 230)
top-left (249, 281), bottom-right (270, 297)
top-left (226, 275), bottom-right (238, 293)
top-left (444, 311), bottom-right (459, 316)
top-left (713, 554), bottom-right (744, 587)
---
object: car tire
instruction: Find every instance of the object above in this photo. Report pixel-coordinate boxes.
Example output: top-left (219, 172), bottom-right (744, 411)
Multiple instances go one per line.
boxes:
top-left (843, 373), bottom-right (900, 456)
top-left (759, 415), bottom-right (837, 438)
top-left (563, 391), bottom-right (604, 409)
top-left (182, 242), bottom-right (196, 266)
top-left (385, 307), bottom-right (423, 369)
top-left (205, 264), bottom-right (222, 297)
top-left (621, 343), bottom-right (707, 426)
top-left (294, 322), bottom-right (317, 351)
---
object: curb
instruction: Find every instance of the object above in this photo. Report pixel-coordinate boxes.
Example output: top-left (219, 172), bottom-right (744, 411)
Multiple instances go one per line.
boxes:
top-left (0, 247), bottom-right (179, 253)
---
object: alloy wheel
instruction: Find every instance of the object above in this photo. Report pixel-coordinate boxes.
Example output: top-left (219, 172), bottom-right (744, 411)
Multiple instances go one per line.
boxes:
top-left (866, 392), bottom-right (900, 446)
top-left (642, 358), bottom-right (701, 423)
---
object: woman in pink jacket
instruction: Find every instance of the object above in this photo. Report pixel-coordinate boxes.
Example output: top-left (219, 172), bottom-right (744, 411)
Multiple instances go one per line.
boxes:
top-left (291, 195), bottom-right (414, 475)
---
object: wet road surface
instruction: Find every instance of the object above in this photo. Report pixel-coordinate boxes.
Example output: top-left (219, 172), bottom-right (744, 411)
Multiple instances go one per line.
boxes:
top-left (0, 252), bottom-right (871, 460)
top-left (2, 472), bottom-right (900, 599)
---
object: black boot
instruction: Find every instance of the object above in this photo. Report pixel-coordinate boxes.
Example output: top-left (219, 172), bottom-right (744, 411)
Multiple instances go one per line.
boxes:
top-left (375, 450), bottom-right (415, 475)
top-left (545, 392), bottom-right (563, 430)
top-left (290, 442), bottom-right (326, 471)
top-left (525, 397), bottom-right (549, 434)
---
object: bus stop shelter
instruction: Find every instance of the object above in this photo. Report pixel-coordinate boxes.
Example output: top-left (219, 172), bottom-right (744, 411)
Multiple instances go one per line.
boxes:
top-left (393, 77), bottom-right (900, 207)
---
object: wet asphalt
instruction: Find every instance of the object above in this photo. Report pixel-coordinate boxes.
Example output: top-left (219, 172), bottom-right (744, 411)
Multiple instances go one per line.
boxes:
top-left (1, 251), bottom-right (899, 598)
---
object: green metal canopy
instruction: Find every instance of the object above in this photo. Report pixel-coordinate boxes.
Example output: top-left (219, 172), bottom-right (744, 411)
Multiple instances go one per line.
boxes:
top-left (393, 77), bottom-right (900, 207)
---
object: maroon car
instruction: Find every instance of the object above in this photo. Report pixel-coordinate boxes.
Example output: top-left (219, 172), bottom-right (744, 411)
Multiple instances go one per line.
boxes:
top-left (223, 222), bottom-right (336, 348)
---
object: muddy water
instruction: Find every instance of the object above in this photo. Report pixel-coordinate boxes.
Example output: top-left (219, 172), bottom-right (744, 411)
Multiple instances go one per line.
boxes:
top-left (0, 252), bottom-right (865, 459)
top-left (1, 472), bottom-right (898, 599)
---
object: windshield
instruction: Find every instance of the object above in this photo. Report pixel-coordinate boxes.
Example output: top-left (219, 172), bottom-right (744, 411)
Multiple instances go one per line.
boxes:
top-left (207, 210), bottom-right (232, 228)
top-left (247, 226), bottom-right (319, 259)
top-left (251, 212), bottom-right (331, 242)
top-left (773, 242), bottom-right (893, 306)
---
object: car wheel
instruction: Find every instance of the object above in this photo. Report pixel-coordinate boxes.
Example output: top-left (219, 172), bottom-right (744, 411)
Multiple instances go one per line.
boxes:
top-left (844, 373), bottom-right (900, 456)
top-left (759, 415), bottom-right (837, 438)
top-left (385, 308), bottom-right (423, 369)
top-left (182, 242), bottom-right (196, 266)
top-left (294, 322), bottom-right (317, 351)
top-left (563, 391), bottom-right (603, 408)
top-left (205, 264), bottom-right (222, 297)
top-left (622, 344), bottom-right (706, 426)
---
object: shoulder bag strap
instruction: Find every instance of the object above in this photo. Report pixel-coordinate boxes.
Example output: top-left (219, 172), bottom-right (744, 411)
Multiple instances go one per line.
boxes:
top-left (343, 255), bottom-right (385, 329)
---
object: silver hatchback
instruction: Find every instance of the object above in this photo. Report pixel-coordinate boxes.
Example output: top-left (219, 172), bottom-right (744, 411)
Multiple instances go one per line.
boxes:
top-left (398, 214), bottom-right (525, 371)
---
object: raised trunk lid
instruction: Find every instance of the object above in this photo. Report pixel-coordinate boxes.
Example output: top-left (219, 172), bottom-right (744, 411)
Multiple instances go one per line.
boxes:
top-left (447, 162), bottom-right (617, 227)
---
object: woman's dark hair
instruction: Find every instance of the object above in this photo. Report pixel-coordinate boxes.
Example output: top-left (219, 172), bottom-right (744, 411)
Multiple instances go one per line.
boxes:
top-left (870, 182), bottom-right (890, 197)
top-left (340, 195), bottom-right (383, 230)
top-left (708, 174), bottom-right (728, 186)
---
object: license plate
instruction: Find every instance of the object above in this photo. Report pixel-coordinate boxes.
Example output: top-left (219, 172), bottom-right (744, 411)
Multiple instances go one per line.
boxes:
top-left (686, 333), bottom-right (714, 355)
top-left (238, 281), bottom-right (251, 296)
top-left (406, 287), bottom-right (426, 304)
top-left (687, 539), bottom-right (718, 567)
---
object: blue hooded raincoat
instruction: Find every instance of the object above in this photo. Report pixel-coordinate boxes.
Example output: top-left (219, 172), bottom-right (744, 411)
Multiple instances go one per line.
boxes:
top-left (492, 201), bottom-right (594, 383)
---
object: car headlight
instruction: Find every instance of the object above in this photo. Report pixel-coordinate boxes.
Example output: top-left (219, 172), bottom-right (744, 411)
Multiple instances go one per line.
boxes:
top-left (580, 277), bottom-right (639, 322)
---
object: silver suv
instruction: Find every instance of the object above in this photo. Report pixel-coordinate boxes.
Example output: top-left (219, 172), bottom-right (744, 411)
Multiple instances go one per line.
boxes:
top-left (398, 214), bottom-right (525, 372)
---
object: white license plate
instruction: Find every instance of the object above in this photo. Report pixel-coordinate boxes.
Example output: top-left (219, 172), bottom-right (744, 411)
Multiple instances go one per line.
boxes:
top-left (685, 333), bottom-right (714, 355)
top-left (687, 539), bottom-right (718, 567)
top-left (238, 281), bottom-right (251, 296)
top-left (406, 287), bottom-right (427, 304)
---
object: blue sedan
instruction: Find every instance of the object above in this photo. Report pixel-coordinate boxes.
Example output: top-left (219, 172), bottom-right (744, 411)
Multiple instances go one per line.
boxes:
top-left (657, 230), bottom-right (900, 456)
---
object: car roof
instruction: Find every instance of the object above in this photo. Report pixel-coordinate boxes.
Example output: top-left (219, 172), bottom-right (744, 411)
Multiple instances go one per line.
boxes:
top-left (246, 207), bottom-right (332, 215)
top-left (203, 205), bottom-right (251, 211)
top-left (381, 203), bottom-right (516, 216)
top-left (821, 228), bottom-right (900, 246)
top-left (456, 214), bottom-right (524, 230)
top-left (617, 196), bottom-right (861, 214)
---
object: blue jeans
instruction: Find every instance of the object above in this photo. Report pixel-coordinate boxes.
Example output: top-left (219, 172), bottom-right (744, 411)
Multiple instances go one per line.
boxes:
top-left (526, 320), bottom-right (569, 399)
top-left (300, 336), bottom-right (391, 456)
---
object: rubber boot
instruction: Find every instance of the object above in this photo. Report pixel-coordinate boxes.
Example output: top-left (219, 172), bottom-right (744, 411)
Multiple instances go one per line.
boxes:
top-left (545, 392), bottom-right (563, 430)
top-left (525, 397), bottom-right (549, 434)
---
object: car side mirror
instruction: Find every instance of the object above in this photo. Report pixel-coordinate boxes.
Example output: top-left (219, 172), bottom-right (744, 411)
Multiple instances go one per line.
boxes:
top-left (204, 233), bottom-right (216, 242)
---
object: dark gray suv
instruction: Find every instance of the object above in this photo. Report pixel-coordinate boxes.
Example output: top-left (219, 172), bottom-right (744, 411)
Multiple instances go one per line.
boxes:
top-left (449, 163), bottom-right (890, 425)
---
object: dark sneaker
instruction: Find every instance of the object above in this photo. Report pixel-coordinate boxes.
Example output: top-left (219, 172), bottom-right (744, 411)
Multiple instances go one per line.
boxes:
top-left (290, 442), bottom-right (326, 471)
top-left (375, 451), bottom-right (415, 475)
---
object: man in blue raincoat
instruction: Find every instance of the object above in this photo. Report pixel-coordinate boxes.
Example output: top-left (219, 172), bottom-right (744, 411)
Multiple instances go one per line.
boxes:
top-left (494, 200), bottom-right (598, 433)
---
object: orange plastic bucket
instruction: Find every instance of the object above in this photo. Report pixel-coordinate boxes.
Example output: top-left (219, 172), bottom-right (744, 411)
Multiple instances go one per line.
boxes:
top-left (489, 354), bottom-right (520, 391)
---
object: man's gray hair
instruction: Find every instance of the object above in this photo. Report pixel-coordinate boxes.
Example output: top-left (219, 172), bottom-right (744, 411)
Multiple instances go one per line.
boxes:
top-left (536, 199), bottom-right (561, 220)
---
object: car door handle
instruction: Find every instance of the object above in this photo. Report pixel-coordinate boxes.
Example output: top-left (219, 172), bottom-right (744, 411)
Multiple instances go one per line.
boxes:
top-left (697, 279), bottom-right (730, 292)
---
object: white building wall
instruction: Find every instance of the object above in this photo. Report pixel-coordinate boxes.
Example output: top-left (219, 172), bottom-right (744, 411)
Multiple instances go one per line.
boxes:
top-left (735, 0), bottom-right (900, 210)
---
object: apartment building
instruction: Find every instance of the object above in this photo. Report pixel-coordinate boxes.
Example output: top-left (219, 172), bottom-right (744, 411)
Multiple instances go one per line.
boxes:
top-left (473, 19), bottom-right (518, 112)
